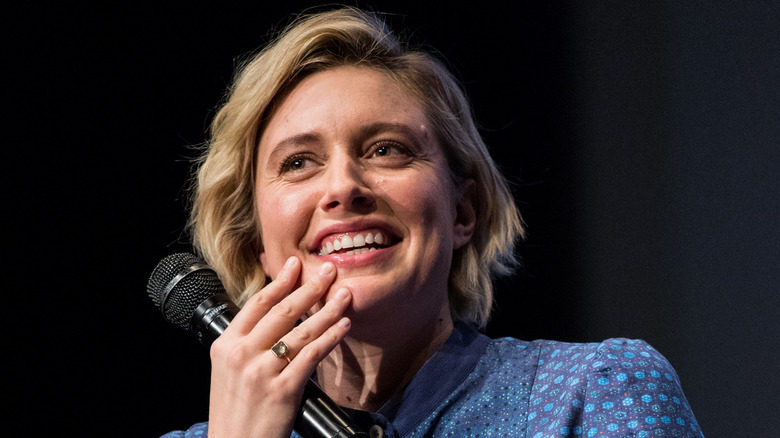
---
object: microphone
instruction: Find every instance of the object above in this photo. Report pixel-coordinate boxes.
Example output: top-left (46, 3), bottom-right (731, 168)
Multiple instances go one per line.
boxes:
top-left (147, 252), bottom-right (368, 438)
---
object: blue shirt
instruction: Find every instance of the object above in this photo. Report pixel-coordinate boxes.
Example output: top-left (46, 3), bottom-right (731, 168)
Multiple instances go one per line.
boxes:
top-left (162, 323), bottom-right (703, 437)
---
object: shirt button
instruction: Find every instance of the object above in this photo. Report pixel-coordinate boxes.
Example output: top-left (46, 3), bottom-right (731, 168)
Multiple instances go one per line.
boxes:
top-left (369, 424), bottom-right (384, 438)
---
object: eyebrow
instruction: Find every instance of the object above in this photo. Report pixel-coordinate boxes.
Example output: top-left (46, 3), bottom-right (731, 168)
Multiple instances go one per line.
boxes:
top-left (357, 122), bottom-right (427, 153)
top-left (272, 132), bottom-right (322, 151)
top-left (357, 122), bottom-right (421, 140)
top-left (265, 132), bottom-right (322, 168)
top-left (268, 122), bottom-right (425, 153)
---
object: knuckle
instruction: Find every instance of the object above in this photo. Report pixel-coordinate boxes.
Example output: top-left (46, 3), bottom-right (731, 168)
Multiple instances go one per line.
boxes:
top-left (323, 327), bottom-right (342, 345)
top-left (250, 290), bottom-right (275, 308)
top-left (224, 344), bottom-right (250, 368)
top-left (289, 324), bottom-right (314, 344)
top-left (209, 336), bottom-right (229, 359)
top-left (270, 300), bottom-right (296, 319)
top-left (298, 331), bottom-right (340, 363)
top-left (242, 365), bottom-right (270, 387)
top-left (297, 345), bottom-right (322, 363)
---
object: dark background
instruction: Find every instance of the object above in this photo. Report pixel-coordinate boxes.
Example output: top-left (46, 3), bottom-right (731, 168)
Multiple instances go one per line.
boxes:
top-left (7, 1), bottom-right (778, 436)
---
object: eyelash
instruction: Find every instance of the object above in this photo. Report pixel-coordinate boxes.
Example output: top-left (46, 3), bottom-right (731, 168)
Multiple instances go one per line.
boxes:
top-left (278, 153), bottom-right (311, 174)
top-left (368, 140), bottom-right (411, 158)
top-left (277, 141), bottom-right (413, 175)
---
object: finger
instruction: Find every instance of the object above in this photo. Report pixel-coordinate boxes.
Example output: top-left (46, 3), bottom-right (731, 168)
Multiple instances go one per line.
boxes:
top-left (282, 316), bottom-right (352, 378)
top-left (227, 256), bottom-right (301, 335)
top-left (271, 287), bottom-right (352, 363)
top-left (247, 262), bottom-right (338, 345)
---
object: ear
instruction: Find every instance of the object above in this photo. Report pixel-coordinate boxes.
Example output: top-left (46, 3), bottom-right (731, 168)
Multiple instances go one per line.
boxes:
top-left (260, 252), bottom-right (268, 273)
top-left (258, 237), bottom-right (269, 274)
top-left (452, 178), bottom-right (477, 250)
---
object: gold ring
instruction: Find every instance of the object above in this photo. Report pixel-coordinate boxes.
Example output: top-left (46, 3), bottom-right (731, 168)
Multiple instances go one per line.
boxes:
top-left (271, 340), bottom-right (291, 362)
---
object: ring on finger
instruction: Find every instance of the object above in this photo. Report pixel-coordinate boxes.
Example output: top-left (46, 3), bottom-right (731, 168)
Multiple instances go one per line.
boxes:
top-left (271, 340), bottom-right (291, 363)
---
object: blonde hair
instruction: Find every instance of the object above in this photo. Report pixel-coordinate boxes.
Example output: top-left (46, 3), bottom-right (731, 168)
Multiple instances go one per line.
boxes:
top-left (189, 6), bottom-right (524, 327)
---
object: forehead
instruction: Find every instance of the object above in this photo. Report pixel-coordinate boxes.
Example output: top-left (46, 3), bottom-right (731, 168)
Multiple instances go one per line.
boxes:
top-left (259, 66), bottom-right (431, 146)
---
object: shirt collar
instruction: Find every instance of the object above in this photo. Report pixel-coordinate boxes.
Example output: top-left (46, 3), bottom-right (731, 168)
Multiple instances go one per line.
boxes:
top-left (375, 321), bottom-right (491, 435)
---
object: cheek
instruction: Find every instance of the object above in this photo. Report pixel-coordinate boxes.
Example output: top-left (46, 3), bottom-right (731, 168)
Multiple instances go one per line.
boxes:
top-left (389, 173), bottom-right (454, 225)
top-left (380, 173), bottom-right (457, 270)
top-left (256, 187), bottom-right (315, 276)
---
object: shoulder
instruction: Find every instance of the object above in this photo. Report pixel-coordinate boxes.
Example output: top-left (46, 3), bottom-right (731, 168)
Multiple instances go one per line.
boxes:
top-left (532, 338), bottom-right (687, 395)
top-left (479, 336), bottom-right (673, 374)
top-left (523, 337), bottom-right (704, 437)
top-left (477, 337), bottom-right (683, 394)
top-left (535, 338), bottom-right (678, 378)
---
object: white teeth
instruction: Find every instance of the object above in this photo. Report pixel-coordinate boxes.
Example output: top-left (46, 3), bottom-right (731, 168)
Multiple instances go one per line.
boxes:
top-left (319, 232), bottom-right (386, 255)
top-left (345, 248), bottom-right (372, 255)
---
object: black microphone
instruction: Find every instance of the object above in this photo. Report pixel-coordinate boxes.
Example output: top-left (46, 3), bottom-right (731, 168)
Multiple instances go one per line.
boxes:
top-left (147, 252), bottom-right (368, 438)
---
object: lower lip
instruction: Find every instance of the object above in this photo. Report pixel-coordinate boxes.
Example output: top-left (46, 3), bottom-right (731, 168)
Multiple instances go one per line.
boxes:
top-left (318, 244), bottom-right (397, 268)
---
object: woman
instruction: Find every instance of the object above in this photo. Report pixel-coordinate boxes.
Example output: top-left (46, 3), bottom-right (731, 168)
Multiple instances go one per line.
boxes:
top-left (163, 6), bottom-right (703, 438)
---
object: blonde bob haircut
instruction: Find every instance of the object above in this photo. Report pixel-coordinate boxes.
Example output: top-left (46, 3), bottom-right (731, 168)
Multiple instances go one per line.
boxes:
top-left (189, 6), bottom-right (524, 328)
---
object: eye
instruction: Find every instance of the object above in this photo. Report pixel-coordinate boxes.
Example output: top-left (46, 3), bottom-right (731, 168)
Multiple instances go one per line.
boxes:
top-left (367, 141), bottom-right (411, 158)
top-left (279, 153), bottom-right (313, 174)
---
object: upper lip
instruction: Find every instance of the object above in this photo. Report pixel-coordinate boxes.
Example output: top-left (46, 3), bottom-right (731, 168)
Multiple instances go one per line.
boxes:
top-left (310, 219), bottom-right (401, 254)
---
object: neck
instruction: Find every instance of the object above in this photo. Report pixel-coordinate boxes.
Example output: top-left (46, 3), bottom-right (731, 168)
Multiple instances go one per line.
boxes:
top-left (316, 307), bottom-right (454, 412)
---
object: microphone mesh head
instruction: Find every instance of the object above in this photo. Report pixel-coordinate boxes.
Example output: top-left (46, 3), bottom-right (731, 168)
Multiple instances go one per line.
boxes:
top-left (147, 252), bottom-right (226, 330)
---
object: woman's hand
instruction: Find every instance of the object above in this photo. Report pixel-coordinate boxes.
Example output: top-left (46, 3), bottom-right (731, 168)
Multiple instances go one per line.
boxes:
top-left (206, 257), bottom-right (352, 438)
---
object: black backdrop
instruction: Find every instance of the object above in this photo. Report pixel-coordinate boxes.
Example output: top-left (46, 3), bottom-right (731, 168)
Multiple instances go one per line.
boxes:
top-left (7, 1), bottom-right (778, 436)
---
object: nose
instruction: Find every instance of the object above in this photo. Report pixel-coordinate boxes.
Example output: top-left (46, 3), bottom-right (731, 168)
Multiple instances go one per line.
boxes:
top-left (319, 155), bottom-right (376, 212)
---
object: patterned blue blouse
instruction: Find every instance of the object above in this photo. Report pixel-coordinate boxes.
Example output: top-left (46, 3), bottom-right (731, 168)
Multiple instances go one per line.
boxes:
top-left (162, 323), bottom-right (703, 437)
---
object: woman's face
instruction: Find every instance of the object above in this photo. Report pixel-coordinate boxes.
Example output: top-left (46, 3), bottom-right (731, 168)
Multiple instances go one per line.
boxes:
top-left (255, 66), bottom-right (474, 330)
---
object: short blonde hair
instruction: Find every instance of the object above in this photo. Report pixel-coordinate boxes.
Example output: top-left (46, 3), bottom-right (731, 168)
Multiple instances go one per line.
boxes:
top-left (189, 6), bottom-right (524, 327)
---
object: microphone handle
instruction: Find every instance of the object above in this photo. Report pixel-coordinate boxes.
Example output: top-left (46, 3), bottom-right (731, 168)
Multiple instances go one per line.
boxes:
top-left (191, 294), bottom-right (368, 438)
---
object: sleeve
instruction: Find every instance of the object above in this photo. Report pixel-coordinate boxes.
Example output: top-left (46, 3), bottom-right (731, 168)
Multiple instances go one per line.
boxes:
top-left (159, 422), bottom-right (208, 438)
top-left (528, 339), bottom-right (704, 437)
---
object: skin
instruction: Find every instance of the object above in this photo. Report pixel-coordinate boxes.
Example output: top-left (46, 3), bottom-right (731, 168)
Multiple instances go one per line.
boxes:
top-left (207, 66), bottom-right (476, 438)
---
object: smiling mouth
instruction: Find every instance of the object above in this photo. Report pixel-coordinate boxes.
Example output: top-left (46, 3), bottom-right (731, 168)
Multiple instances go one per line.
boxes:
top-left (317, 231), bottom-right (393, 256)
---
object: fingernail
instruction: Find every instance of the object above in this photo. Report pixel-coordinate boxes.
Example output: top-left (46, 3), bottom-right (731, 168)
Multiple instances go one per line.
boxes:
top-left (284, 257), bottom-right (297, 269)
top-left (338, 317), bottom-right (351, 328)
top-left (319, 262), bottom-right (334, 275)
top-left (334, 288), bottom-right (350, 301)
